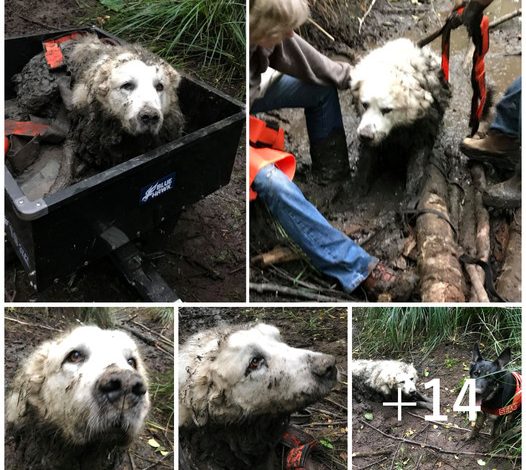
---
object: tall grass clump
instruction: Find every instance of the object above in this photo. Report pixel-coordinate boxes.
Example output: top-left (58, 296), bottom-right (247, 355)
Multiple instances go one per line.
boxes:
top-left (353, 307), bottom-right (475, 356)
top-left (104, 0), bottom-right (245, 87)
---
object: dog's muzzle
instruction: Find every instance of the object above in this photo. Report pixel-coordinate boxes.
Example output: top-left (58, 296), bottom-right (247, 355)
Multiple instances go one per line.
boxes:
top-left (96, 368), bottom-right (148, 410)
top-left (135, 107), bottom-right (162, 134)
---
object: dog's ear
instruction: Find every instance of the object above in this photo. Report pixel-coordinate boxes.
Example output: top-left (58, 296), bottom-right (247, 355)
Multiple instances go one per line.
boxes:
top-left (495, 347), bottom-right (511, 369)
top-left (472, 343), bottom-right (483, 362)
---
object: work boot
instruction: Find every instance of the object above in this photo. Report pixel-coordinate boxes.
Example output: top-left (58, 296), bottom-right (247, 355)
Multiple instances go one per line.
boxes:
top-left (483, 171), bottom-right (521, 209)
top-left (459, 130), bottom-right (520, 170)
top-left (310, 128), bottom-right (351, 185)
top-left (361, 262), bottom-right (417, 301)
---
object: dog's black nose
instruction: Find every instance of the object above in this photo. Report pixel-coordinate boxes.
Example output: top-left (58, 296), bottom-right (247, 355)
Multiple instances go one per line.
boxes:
top-left (140, 111), bottom-right (160, 125)
top-left (98, 370), bottom-right (147, 403)
top-left (358, 131), bottom-right (374, 143)
top-left (312, 354), bottom-right (337, 381)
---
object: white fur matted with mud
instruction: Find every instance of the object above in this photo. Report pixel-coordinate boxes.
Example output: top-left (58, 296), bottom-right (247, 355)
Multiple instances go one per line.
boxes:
top-left (179, 322), bottom-right (338, 469)
top-left (350, 38), bottom-right (450, 146)
top-left (352, 358), bottom-right (418, 396)
top-left (6, 325), bottom-right (150, 470)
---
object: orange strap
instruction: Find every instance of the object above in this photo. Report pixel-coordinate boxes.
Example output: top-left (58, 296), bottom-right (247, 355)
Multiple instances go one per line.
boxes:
top-left (43, 32), bottom-right (83, 70)
top-left (249, 115), bottom-right (285, 151)
top-left (5, 120), bottom-right (49, 137)
top-left (481, 372), bottom-right (522, 416)
top-left (249, 116), bottom-right (296, 201)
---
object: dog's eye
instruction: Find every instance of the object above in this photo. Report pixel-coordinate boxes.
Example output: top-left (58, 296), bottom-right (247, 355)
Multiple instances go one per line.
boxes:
top-left (247, 356), bottom-right (265, 372)
top-left (65, 350), bottom-right (84, 364)
top-left (362, 102), bottom-right (369, 110)
top-left (127, 357), bottom-right (137, 369)
top-left (155, 83), bottom-right (164, 92)
top-left (381, 107), bottom-right (393, 115)
top-left (120, 82), bottom-right (135, 91)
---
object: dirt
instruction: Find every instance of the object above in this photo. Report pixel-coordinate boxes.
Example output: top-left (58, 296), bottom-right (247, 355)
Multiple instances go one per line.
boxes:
top-left (4, 0), bottom-right (246, 302)
top-left (250, 0), bottom-right (521, 302)
top-left (4, 307), bottom-right (174, 470)
top-left (351, 314), bottom-right (521, 469)
top-left (178, 307), bottom-right (349, 469)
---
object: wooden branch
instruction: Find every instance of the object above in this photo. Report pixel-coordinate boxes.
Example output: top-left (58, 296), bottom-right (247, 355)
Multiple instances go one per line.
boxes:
top-left (405, 411), bottom-right (491, 436)
top-left (358, 419), bottom-right (518, 460)
top-left (249, 282), bottom-right (346, 302)
top-left (352, 449), bottom-right (394, 458)
top-left (5, 316), bottom-right (62, 333)
top-left (490, 8), bottom-right (521, 29)
top-left (251, 246), bottom-right (298, 267)
top-left (307, 18), bottom-right (335, 41)
top-left (358, 0), bottom-right (378, 34)
top-left (416, 157), bottom-right (465, 302)
top-left (496, 211), bottom-right (521, 302)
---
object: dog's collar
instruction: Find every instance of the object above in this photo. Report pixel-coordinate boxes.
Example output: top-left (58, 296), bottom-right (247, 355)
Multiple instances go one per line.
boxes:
top-left (481, 371), bottom-right (522, 416)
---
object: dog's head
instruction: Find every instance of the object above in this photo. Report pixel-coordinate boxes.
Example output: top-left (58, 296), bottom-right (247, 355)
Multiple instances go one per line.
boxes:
top-left (71, 41), bottom-right (182, 137)
top-left (179, 323), bottom-right (337, 426)
top-left (350, 38), bottom-right (446, 146)
top-left (470, 344), bottom-right (511, 406)
top-left (7, 326), bottom-right (150, 445)
top-left (387, 363), bottom-right (418, 396)
top-left (102, 56), bottom-right (181, 136)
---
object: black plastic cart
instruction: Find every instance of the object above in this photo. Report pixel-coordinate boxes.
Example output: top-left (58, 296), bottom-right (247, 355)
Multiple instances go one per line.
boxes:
top-left (5, 27), bottom-right (245, 301)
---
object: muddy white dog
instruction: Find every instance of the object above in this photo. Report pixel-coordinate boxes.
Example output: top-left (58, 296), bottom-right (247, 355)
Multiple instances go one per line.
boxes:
top-left (350, 38), bottom-right (451, 194)
top-left (179, 322), bottom-right (337, 469)
top-left (15, 34), bottom-right (184, 191)
top-left (6, 326), bottom-right (150, 470)
top-left (352, 359), bottom-right (417, 397)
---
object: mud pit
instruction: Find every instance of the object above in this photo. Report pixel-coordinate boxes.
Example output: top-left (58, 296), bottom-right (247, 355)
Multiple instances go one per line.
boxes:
top-left (250, 0), bottom-right (521, 302)
top-left (4, 2), bottom-right (246, 302)
top-left (351, 311), bottom-right (521, 469)
top-left (4, 307), bottom-right (174, 470)
top-left (179, 307), bottom-right (348, 470)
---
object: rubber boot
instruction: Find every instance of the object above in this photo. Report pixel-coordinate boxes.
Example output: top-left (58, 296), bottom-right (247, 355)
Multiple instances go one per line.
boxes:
top-left (483, 162), bottom-right (521, 208)
top-left (310, 128), bottom-right (351, 185)
top-left (459, 130), bottom-right (520, 170)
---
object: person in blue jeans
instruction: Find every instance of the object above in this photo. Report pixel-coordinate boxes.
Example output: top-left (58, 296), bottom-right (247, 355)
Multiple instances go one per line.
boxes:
top-left (249, 0), bottom-right (417, 299)
top-left (460, 77), bottom-right (521, 207)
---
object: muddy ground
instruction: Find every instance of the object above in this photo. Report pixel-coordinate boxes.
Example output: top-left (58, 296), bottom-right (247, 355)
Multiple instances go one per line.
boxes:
top-left (179, 307), bottom-right (349, 469)
top-left (4, 307), bottom-right (174, 469)
top-left (351, 315), bottom-right (521, 469)
top-left (250, 0), bottom-right (521, 302)
top-left (4, 0), bottom-right (246, 302)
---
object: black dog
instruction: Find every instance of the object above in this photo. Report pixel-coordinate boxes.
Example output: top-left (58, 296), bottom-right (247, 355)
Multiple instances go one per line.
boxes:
top-left (469, 344), bottom-right (521, 439)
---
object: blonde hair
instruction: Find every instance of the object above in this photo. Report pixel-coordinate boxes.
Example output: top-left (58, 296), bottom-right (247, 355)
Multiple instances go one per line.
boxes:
top-left (250, 0), bottom-right (310, 44)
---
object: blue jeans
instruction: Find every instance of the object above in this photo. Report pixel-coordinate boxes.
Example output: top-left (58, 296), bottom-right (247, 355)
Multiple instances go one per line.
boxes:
top-left (251, 74), bottom-right (344, 144)
top-left (491, 77), bottom-right (521, 139)
top-left (253, 164), bottom-right (377, 292)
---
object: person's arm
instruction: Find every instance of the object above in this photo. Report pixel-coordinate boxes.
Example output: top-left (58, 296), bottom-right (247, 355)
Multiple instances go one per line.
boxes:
top-left (269, 33), bottom-right (351, 90)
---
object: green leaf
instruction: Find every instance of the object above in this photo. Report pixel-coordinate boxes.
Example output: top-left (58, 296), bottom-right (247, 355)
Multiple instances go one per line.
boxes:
top-left (99, 0), bottom-right (124, 12)
top-left (320, 438), bottom-right (334, 449)
top-left (148, 438), bottom-right (161, 448)
top-left (364, 412), bottom-right (374, 421)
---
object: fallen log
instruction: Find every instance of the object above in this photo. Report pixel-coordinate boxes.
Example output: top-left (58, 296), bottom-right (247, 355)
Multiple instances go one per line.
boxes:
top-left (496, 211), bottom-right (521, 302)
top-left (416, 158), bottom-right (465, 302)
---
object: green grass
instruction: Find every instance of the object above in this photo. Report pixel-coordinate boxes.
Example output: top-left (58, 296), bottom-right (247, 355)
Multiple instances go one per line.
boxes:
top-left (103, 0), bottom-right (245, 88)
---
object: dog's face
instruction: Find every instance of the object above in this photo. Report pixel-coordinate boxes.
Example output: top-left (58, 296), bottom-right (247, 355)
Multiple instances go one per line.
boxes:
top-left (470, 344), bottom-right (511, 406)
top-left (9, 326), bottom-right (150, 445)
top-left (198, 324), bottom-right (337, 422)
top-left (350, 38), bottom-right (439, 146)
top-left (393, 364), bottom-right (418, 396)
top-left (103, 58), bottom-right (179, 136)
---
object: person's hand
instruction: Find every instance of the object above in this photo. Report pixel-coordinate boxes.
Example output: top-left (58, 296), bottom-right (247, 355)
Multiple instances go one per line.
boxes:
top-left (456, 0), bottom-right (495, 30)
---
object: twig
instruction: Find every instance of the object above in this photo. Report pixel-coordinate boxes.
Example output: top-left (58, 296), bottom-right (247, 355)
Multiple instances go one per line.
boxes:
top-left (490, 8), bottom-right (521, 29)
top-left (324, 397), bottom-right (348, 412)
top-left (17, 14), bottom-right (61, 30)
top-left (358, 0), bottom-right (378, 34)
top-left (405, 411), bottom-right (491, 437)
top-left (307, 18), bottom-right (335, 41)
top-left (130, 320), bottom-right (174, 347)
top-left (358, 418), bottom-right (517, 460)
top-left (5, 316), bottom-right (62, 333)
top-left (249, 282), bottom-right (346, 302)
top-left (352, 448), bottom-right (394, 458)
top-left (356, 457), bottom-right (389, 469)
top-left (306, 420), bottom-right (347, 426)
top-left (141, 452), bottom-right (173, 470)
top-left (118, 325), bottom-right (172, 357)
top-left (164, 249), bottom-right (223, 280)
